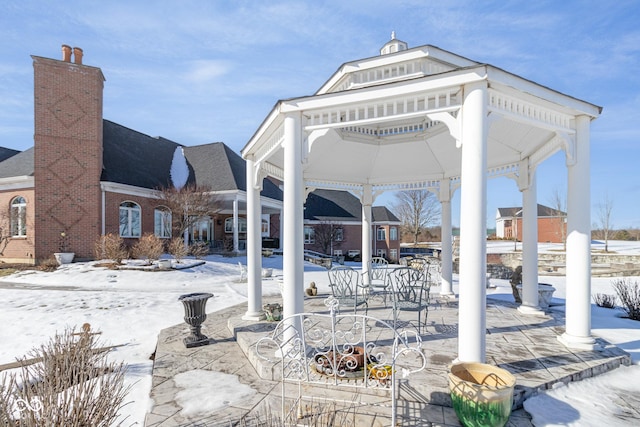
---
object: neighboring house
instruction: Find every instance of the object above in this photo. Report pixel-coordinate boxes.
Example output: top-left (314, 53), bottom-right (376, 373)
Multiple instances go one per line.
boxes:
top-left (0, 46), bottom-right (282, 264)
top-left (303, 189), bottom-right (402, 262)
top-left (496, 204), bottom-right (567, 243)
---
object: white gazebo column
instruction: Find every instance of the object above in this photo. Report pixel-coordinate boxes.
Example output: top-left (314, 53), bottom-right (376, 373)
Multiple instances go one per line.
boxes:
top-left (361, 184), bottom-right (373, 281)
top-left (243, 157), bottom-right (264, 320)
top-left (283, 113), bottom-right (305, 318)
top-left (560, 115), bottom-right (596, 349)
top-left (439, 179), bottom-right (454, 296)
top-left (518, 167), bottom-right (543, 315)
top-left (232, 197), bottom-right (239, 253)
top-left (458, 81), bottom-right (488, 363)
top-left (278, 207), bottom-right (284, 250)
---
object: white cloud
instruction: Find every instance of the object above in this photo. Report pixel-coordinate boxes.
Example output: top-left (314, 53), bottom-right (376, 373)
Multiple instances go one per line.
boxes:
top-left (184, 60), bottom-right (230, 83)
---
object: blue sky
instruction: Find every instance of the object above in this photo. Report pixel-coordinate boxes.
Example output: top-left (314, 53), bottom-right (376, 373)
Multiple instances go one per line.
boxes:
top-left (1, 0), bottom-right (639, 229)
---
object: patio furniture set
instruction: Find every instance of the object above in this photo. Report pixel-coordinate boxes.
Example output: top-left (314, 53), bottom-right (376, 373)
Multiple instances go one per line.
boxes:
top-left (328, 256), bottom-right (441, 335)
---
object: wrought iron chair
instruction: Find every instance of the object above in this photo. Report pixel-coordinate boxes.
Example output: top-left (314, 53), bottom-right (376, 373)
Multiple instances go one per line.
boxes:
top-left (363, 257), bottom-right (391, 306)
top-left (389, 266), bottom-right (431, 334)
top-left (327, 266), bottom-right (369, 314)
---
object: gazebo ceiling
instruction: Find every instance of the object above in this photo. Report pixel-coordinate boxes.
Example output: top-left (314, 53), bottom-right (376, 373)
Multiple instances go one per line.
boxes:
top-left (243, 43), bottom-right (601, 194)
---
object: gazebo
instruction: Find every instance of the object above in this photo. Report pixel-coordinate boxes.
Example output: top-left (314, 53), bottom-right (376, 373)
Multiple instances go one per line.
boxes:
top-left (240, 34), bottom-right (601, 363)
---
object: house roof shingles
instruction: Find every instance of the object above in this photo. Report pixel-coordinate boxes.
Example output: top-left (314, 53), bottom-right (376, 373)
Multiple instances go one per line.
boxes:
top-left (0, 147), bottom-right (34, 178)
top-left (305, 189), bottom-right (399, 223)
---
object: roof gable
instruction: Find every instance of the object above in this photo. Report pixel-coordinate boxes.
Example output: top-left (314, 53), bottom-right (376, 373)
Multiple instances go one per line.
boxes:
top-left (316, 43), bottom-right (479, 95)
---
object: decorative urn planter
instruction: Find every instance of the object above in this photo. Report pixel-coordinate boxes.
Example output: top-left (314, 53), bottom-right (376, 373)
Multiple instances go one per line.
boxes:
top-left (449, 362), bottom-right (516, 427)
top-left (178, 292), bottom-right (214, 348)
top-left (516, 283), bottom-right (556, 309)
top-left (54, 252), bottom-right (75, 265)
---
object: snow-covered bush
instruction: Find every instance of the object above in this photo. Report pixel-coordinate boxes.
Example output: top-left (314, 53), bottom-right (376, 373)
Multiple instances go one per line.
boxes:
top-left (612, 278), bottom-right (640, 320)
top-left (593, 293), bottom-right (616, 309)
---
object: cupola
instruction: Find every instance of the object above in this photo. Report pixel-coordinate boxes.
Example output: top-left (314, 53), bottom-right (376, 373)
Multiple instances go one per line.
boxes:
top-left (379, 31), bottom-right (408, 55)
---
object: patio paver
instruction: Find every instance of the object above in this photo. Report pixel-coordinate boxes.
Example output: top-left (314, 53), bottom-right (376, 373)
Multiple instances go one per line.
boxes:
top-left (146, 293), bottom-right (631, 426)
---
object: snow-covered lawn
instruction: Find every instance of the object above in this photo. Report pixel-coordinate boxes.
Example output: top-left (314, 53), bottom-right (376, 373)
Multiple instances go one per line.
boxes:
top-left (0, 242), bottom-right (639, 426)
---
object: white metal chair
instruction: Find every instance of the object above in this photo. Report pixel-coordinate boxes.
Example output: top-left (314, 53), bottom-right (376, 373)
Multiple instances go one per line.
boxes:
top-left (364, 257), bottom-right (391, 306)
top-left (389, 266), bottom-right (431, 334)
top-left (327, 266), bottom-right (369, 314)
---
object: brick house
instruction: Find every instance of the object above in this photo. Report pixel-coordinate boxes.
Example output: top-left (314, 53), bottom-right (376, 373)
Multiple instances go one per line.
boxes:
top-left (496, 204), bottom-right (567, 243)
top-left (0, 46), bottom-right (402, 265)
top-left (303, 189), bottom-right (402, 262)
top-left (0, 46), bottom-right (283, 264)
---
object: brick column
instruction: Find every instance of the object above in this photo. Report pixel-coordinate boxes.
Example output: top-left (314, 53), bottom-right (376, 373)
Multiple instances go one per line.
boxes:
top-left (32, 53), bottom-right (105, 261)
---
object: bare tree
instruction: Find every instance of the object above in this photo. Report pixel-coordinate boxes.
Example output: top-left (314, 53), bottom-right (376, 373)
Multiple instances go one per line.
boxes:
top-left (312, 221), bottom-right (343, 255)
top-left (156, 184), bottom-right (221, 245)
top-left (0, 212), bottom-right (13, 255)
top-left (549, 187), bottom-right (567, 250)
top-left (595, 193), bottom-right (614, 252)
top-left (392, 190), bottom-right (440, 245)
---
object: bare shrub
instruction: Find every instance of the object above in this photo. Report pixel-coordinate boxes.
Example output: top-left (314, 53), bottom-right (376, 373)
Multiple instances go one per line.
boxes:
top-left (0, 325), bottom-right (130, 426)
top-left (593, 293), bottom-right (616, 308)
top-left (168, 237), bottom-right (188, 262)
top-left (189, 241), bottom-right (210, 259)
top-left (94, 233), bottom-right (127, 264)
top-left (131, 234), bottom-right (164, 264)
top-left (612, 278), bottom-right (640, 320)
top-left (39, 256), bottom-right (59, 272)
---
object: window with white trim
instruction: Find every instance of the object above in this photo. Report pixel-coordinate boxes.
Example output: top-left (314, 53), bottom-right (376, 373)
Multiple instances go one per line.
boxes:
top-left (390, 227), bottom-right (398, 241)
top-left (225, 217), bottom-right (247, 233)
top-left (10, 196), bottom-right (27, 237)
top-left (390, 249), bottom-right (398, 260)
top-left (377, 227), bottom-right (386, 241)
top-left (119, 201), bottom-right (141, 238)
top-left (335, 227), bottom-right (343, 241)
top-left (304, 226), bottom-right (315, 244)
top-left (154, 207), bottom-right (172, 238)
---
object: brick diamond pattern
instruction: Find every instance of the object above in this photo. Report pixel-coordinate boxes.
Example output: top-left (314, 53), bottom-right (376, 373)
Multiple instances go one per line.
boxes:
top-left (47, 151), bottom-right (86, 185)
top-left (50, 95), bottom-right (86, 128)
top-left (46, 195), bottom-right (89, 230)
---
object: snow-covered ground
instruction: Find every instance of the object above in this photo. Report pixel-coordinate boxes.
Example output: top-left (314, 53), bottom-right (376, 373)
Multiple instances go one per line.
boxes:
top-left (0, 241), bottom-right (639, 426)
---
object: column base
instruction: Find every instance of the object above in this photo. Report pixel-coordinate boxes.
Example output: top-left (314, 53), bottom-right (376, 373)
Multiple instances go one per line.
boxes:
top-left (242, 311), bottom-right (266, 321)
top-left (439, 290), bottom-right (456, 298)
top-left (558, 332), bottom-right (600, 351)
top-left (517, 304), bottom-right (546, 316)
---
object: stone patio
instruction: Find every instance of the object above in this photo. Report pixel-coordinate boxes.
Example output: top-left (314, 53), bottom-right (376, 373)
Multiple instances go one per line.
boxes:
top-left (145, 293), bottom-right (631, 426)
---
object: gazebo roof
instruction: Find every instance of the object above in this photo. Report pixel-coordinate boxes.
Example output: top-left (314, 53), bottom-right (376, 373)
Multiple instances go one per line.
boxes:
top-left (242, 40), bottom-right (601, 196)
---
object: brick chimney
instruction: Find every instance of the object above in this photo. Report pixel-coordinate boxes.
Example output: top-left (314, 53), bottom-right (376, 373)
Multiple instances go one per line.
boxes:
top-left (73, 47), bottom-right (83, 64)
top-left (32, 47), bottom-right (105, 262)
top-left (61, 44), bottom-right (72, 62)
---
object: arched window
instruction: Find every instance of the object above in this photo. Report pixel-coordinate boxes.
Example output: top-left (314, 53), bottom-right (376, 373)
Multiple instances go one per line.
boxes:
top-left (154, 207), bottom-right (172, 238)
top-left (10, 196), bottom-right (27, 237)
top-left (119, 201), bottom-right (141, 237)
top-left (390, 227), bottom-right (398, 241)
